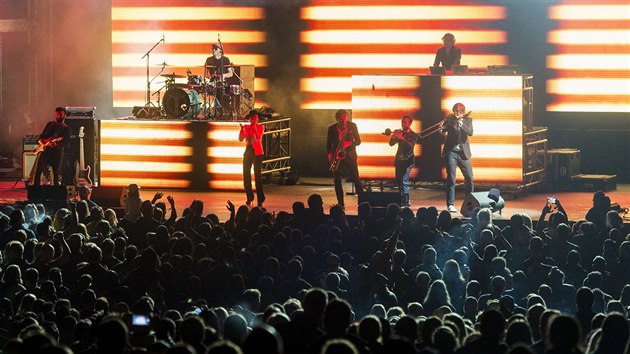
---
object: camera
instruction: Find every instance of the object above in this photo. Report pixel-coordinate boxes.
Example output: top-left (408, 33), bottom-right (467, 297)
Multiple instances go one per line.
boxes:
top-left (131, 314), bottom-right (150, 327)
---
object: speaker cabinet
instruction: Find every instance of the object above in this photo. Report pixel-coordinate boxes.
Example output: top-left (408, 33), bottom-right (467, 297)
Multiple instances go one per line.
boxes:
top-left (23, 152), bottom-right (38, 179)
top-left (358, 192), bottom-right (401, 207)
top-left (460, 190), bottom-right (505, 217)
top-left (23, 152), bottom-right (54, 181)
top-left (91, 186), bottom-right (125, 208)
top-left (64, 118), bottom-right (99, 186)
top-left (27, 185), bottom-right (70, 202)
top-left (229, 65), bottom-right (254, 116)
top-left (545, 149), bottom-right (580, 187)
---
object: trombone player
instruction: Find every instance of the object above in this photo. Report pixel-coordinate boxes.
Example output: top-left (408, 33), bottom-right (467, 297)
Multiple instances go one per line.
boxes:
top-left (441, 102), bottom-right (474, 213)
top-left (387, 115), bottom-right (418, 207)
top-left (327, 109), bottom-right (363, 208)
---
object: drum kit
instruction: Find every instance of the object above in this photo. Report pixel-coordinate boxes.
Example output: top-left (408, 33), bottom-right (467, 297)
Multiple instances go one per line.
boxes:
top-left (156, 65), bottom-right (248, 120)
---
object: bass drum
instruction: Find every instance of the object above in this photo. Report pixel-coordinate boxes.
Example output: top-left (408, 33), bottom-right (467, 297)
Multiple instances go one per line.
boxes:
top-left (163, 87), bottom-right (201, 119)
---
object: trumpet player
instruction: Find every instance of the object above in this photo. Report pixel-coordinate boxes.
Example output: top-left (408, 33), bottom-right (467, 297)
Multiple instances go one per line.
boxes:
top-left (239, 110), bottom-right (265, 207)
top-left (388, 115), bottom-right (418, 207)
top-left (327, 109), bottom-right (363, 208)
top-left (441, 102), bottom-right (474, 213)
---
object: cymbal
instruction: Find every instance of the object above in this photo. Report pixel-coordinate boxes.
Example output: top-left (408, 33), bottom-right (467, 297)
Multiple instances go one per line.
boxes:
top-left (154, 62), bottom-right (171, 66)
top-left (204, 64), bottom-right (235, 68)
top-left (161, 73), bottom-right (186, 79)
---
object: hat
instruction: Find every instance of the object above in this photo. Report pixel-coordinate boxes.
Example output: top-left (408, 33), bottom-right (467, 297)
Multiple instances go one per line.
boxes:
top-left (128, 183), bottom-right (141, 192)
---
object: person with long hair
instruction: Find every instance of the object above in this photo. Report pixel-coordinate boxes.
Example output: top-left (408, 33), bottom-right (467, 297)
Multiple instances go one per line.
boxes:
top-left (423, 279), bottom-right (454, 316)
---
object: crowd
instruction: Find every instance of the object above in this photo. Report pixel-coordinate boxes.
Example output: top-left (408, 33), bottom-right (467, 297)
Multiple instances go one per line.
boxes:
top-left (0, 186), bottom-right (627, 354)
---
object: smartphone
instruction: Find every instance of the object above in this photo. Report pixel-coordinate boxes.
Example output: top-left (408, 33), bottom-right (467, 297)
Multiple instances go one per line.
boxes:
top-left (193, 307), bottom-right (202, 315)
top-left (547, 197), bottom-right (557, 204)
top-left (132, 314), bottom-right (150, 327)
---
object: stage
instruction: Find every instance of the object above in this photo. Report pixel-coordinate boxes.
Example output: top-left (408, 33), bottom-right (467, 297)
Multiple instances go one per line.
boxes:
top-left (0, 176), bottom-right (627, 225)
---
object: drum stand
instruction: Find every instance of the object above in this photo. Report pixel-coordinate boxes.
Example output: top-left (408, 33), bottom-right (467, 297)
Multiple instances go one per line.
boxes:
top-left (206, 82), bottom-right (230, 120)
top-left (138, 37), bottom-right (165, 118)
top-left (152, 83), bottom-right (168, 119)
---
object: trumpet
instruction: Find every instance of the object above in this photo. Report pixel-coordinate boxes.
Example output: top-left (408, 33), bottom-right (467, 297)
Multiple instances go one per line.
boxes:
top-left (382, 128), bottom-right (402, 136)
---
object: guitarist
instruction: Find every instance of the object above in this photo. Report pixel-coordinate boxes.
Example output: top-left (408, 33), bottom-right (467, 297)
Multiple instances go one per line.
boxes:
top-left (326, 109), bottom-right (363, 208)
top-left (33, 107), bottom-right (71, 186)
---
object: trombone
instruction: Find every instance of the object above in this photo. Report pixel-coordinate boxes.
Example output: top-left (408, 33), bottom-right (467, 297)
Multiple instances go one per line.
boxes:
top-left (418, 118), bottom-right (446, 139)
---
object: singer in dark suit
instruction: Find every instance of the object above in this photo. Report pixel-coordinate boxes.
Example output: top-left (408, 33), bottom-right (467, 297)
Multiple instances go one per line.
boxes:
top-left (433, 32), bottom-right (461, 70)
top-left (441, 102), bottom-right (474, 213)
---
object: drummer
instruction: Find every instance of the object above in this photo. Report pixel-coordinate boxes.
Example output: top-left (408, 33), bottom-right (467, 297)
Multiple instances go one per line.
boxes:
top-left (205, 43), bottom-right (234, 81)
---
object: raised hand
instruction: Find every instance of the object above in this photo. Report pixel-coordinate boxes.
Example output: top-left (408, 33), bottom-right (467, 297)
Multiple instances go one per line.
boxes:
top-left (226, 200), bottom-right (235, 213)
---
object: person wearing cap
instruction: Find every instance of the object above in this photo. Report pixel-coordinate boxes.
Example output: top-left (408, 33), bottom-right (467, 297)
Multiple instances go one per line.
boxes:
top-left (204, 43), bottom-right (234, 81)
top-left (239, 110), bottom-right (265, 207)
top-left (433, 32), bottom-right (461, 71)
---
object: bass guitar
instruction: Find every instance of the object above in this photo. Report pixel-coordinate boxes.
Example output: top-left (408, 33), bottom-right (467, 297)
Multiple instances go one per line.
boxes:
top-left (73, 126), bottom-right (93, 187)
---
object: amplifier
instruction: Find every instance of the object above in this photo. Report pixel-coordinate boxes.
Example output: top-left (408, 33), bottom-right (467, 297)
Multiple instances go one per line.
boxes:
top-left (23, 135), bottom-right (39, 152)
top-left (65, 106), bottom-right (96, 118)
top-left (22, 152), bottom-right (51, 180)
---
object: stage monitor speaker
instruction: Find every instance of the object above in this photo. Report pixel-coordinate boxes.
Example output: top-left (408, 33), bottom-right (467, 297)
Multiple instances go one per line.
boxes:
top-left (358, 192), bottom-right (400, 207)
top-left (27, 185), bottom-right (71, 202)
top-left (91, 186), bottom-right (125, 208)
top-left (460, 189), bottom-right (505, 217)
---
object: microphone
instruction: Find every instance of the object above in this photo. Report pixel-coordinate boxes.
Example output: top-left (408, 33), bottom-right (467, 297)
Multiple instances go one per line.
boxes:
top-left (161, 34), bottom-right (165, 43)
top-left (382, 128), bottom-right (392, 136)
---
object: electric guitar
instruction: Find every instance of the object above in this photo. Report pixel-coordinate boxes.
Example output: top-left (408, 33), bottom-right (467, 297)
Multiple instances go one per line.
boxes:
top-left (32, 137), bottom-right (63, 155)
top-left (73, 126), bottom-right (93, 187)
top-left (28, 137), bottom-right (62, 183)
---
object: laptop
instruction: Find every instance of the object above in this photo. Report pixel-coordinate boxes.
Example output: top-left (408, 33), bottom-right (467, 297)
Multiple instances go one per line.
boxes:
top-left (452, 65), bottom-right (469, 74)
top-left (429, 66), bottom-right (446, 75)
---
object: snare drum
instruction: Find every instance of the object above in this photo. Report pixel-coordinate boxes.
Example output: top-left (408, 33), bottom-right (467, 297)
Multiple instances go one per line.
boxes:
top-left (163, 87), bottom-right (201, 119)
top-left (229, 85), bottom-right (241, 96)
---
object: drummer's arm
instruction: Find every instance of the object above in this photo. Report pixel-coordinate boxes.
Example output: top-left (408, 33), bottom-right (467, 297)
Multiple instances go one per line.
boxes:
top-left (223, 67), bottom-right (234, 80)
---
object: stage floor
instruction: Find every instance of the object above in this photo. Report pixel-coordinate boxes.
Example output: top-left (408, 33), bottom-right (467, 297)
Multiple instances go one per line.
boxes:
top-left (0, 176), bottom-right (628, 223)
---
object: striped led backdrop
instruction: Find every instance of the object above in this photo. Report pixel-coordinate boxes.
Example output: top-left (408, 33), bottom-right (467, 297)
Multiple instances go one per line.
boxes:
top-left (547, 0), bottom-right (630, 112)
top-left (300, 2), bottom-right (508, 109)
top-left (111, 1), bottom-right (268, 108)
top-left (353, 75), bottom-right (524, 183)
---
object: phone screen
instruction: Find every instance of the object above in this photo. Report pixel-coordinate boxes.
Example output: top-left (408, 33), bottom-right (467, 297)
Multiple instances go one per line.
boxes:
top-left (132, 314), bottom-right (150, 326)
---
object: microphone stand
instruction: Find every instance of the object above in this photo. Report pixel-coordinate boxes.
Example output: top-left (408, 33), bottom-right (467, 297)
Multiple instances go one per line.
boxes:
top-left (139, 36), bottom-right (164, 117)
